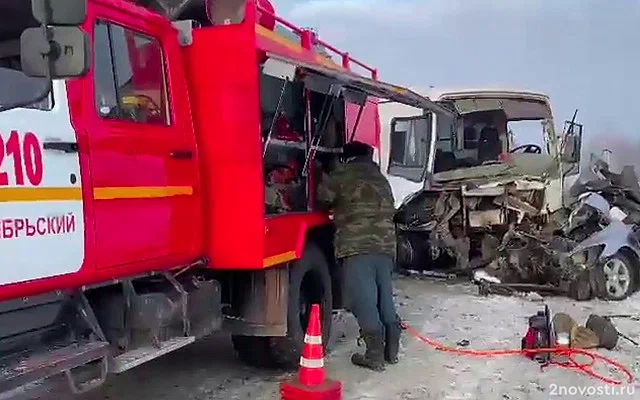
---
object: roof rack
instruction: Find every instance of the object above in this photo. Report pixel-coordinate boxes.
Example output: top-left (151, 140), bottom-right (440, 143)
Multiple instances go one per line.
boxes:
top-left (256, 2), bottom-right (378, 80)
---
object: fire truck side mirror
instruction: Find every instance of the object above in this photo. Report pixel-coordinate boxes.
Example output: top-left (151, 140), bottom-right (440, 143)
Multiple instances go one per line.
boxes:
top-left (20, 26), bottom-right (90, 79)
top-left (32, 0), bottom-right (87, 26)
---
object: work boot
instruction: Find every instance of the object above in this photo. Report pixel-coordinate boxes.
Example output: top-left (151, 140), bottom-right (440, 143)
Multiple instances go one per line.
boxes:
top-left (351, 331), bottom-right (386, 371)
top-left (384, 322), bottom-right (402, 364)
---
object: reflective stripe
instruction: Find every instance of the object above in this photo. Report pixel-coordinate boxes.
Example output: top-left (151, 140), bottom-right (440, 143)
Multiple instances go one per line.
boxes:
top-left (299, 357), bottom-right (324, 368)
top-left (304, 334), bottom-right (323, 345)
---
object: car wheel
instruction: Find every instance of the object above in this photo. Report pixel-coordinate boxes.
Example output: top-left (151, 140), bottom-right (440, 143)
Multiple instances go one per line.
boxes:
top-left (595, 251), bottom-right (639, 301)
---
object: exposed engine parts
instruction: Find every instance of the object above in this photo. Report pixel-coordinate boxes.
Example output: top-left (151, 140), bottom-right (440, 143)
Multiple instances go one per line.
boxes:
top-left (395, 155), bottom-right (640, 301)
top-left (396, 176), bottom-right (548, 272)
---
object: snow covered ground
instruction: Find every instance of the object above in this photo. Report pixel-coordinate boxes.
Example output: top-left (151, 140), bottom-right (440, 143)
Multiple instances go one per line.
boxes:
top-left (336, 279), bottom-right (640, 400)
top-left (67, 277), bottom-right (640, 400)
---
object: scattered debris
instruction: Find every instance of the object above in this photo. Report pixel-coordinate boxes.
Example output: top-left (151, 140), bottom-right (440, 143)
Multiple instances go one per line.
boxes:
top-left (473, 270), bottom-right (500, 284)
top-left (524, 292), bottom-right (544, 302)
top-left (601, 315), bottom-right (640, 347)
top-left (616, 331), bottom-right (639, 347)
top-left (419, 270), bottom-right (457, 281)
top-left (397, 152), bottom-right (640, 301)
top-left (602, 314), bottom-right (640, 321)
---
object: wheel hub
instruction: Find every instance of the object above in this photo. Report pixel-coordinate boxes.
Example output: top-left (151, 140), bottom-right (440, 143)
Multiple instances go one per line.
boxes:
top-left (603, 258), bottom-right (631, 297)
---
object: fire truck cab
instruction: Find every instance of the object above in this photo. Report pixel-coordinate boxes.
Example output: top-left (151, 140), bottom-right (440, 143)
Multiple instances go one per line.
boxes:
top-left (0, 0), bottom-right (444, 395)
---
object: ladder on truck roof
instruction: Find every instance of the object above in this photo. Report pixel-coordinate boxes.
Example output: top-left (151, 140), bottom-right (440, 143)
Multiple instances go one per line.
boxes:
top-left (256, 2), bottom-right (379, 80)
top-left (128, 0), bottom-right (380, 80)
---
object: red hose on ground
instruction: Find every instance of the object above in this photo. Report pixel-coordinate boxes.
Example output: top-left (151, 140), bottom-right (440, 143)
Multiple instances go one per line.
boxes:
top-left (400, 322), bottom-right (635, 386)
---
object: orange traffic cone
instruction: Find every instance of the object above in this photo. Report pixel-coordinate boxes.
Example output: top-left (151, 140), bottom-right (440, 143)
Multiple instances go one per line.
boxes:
top-left (298, 304), bottom-right (326, 386)
top-left (280, 304), bottom-right (342, 400)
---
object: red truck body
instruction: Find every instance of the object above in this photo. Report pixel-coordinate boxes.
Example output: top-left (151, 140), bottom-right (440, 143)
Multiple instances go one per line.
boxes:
top-left (0, 0), bottom-right (428, 395)
top-left (0, 0), bottom-right (380, 302)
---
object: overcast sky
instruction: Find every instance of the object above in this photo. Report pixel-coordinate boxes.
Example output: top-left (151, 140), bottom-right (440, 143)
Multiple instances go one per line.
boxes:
top-left (274, 0), bottom-right (639, 165)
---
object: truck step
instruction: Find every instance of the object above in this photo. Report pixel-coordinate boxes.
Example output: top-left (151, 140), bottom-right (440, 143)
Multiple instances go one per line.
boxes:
top-left (112, 336), bottom-right (195, 374)
top-left (0, 340), bottom-right (109, 395)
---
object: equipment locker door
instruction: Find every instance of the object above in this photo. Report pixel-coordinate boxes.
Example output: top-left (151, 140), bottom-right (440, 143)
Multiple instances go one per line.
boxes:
top-left (90, 18), bottom-right (198, 268)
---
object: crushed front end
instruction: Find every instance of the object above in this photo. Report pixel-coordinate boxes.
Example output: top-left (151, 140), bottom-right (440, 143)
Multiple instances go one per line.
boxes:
top-left (395, 175), bottom-right (552, 272)
top-left (387, 90), bottom-right (591, 297)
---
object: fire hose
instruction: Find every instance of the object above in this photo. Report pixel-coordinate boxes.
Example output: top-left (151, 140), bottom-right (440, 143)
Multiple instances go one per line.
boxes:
top-left (400, 321), bottom-right (634, 386)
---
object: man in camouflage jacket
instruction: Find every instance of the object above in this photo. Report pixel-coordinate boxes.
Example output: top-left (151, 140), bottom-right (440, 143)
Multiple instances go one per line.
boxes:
top-left (317, 141), bottom-right (401, 372)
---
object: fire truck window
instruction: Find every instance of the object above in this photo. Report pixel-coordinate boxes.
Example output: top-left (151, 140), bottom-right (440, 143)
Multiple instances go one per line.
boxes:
top-left (0, 9), bottom-right (51, 111)
top-left (93, 21), bottom-right (118, 118)
top-left (0, 35), bottom-right (51, 110)
top-left (0, 56), bottom-right (52, 111)
top-left (93, 20), bottom-right (171, 125)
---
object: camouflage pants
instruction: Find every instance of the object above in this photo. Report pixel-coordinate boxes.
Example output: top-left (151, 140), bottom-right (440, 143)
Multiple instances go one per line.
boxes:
top-left (343, 253), bottom-right (399, 333)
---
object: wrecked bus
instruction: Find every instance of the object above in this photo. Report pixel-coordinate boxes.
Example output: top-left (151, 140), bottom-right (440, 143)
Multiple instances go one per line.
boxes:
top-left (380, 89), bottom-right (583, 273)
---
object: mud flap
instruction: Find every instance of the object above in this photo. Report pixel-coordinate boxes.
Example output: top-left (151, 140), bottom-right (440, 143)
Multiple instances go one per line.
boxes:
top-left (225, 266), bottom-right (289, 337)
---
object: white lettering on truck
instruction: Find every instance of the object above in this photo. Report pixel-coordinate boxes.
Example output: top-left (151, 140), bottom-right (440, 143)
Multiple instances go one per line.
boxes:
top-left (0, 81), bottom-right (85, 286)
top-left (0, 213), bottom-right (77, 239)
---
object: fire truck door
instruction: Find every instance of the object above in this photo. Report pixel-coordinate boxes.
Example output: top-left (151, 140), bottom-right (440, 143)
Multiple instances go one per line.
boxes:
top-left (0, 80), bottom-right (84, 286)
top-left (91, 20), bottom-right (197, 268)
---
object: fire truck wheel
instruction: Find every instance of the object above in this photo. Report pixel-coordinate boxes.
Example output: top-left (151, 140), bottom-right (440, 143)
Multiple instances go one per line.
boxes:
top-left (232, 243), bottom-right (333, 369)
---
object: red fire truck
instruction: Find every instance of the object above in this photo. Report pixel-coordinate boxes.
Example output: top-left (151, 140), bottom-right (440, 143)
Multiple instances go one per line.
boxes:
top-left (0, 0), bottom-right (444, 395)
